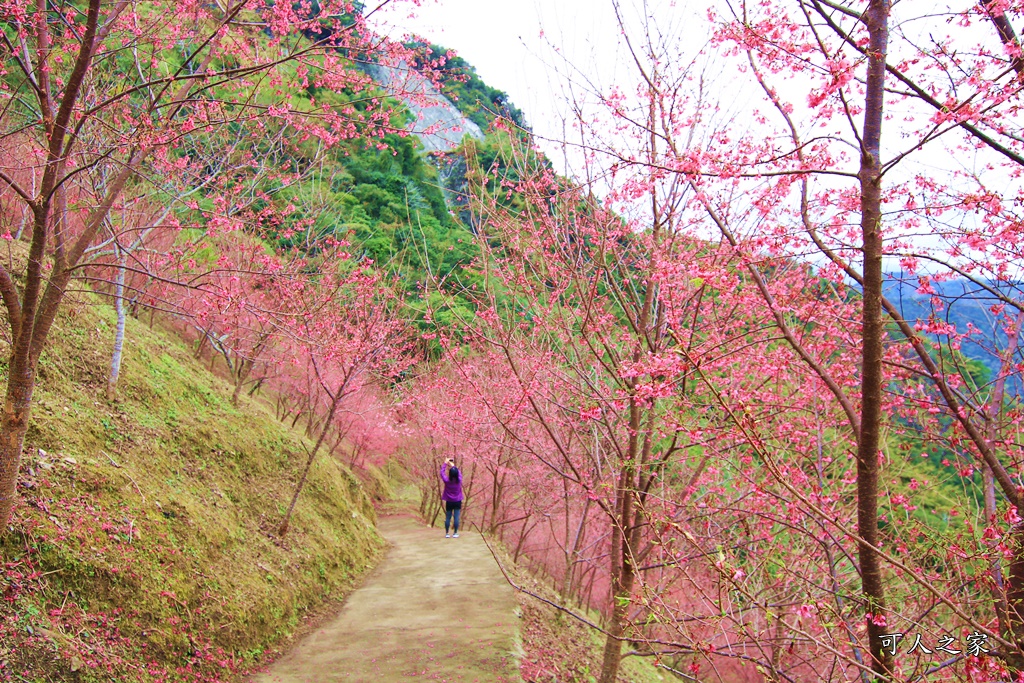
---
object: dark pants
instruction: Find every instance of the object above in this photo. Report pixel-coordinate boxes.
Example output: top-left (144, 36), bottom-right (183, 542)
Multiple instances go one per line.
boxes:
top-left (444, 500), bottom-right (462, 533)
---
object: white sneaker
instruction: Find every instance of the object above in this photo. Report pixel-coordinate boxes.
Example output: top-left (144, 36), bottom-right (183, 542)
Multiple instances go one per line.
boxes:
top-left (445, 534), bottom-right (450, 538)
top-left (453, 533), bottom-right (459, 538)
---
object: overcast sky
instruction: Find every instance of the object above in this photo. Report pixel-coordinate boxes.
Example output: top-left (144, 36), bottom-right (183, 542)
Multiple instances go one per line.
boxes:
top-left (369, 0), bottom-right (641, 160)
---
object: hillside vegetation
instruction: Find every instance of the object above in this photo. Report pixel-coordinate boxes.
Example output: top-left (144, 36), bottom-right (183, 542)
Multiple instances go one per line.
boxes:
top-left (0, 292), bottom-right (382, 682)
top-left (7, 0), bottom-right (1024, 681)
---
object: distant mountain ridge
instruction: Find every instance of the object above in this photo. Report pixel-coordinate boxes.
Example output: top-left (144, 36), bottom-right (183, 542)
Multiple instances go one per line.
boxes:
top-left (881, 274), bottom-right (1022, 391)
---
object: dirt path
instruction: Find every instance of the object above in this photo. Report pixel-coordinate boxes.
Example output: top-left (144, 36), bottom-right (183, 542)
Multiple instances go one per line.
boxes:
top-left (250, 515), bottom-right (521, 683)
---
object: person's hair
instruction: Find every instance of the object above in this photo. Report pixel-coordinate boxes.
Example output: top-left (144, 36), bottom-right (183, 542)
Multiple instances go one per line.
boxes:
top-left (449, 466), bottom-right (460, 483)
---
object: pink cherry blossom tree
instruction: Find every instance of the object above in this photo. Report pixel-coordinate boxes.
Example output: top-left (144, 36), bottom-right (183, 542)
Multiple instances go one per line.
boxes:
top-left (0, 0), bottom-right (440, 528)
top-left (276, 256), bottom-right (411, 535)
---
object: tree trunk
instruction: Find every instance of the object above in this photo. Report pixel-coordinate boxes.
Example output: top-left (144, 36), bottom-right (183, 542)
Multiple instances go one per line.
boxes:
top-left (278, 385), bottom-right (345, 535)
top-left (599, 532), bottom-right (635, 683)
top-left (513, 515), bottom-right (532, 563)
top-left (231, 358), bottom-right (250, 407)
top-left (329, 429), bottom-right (346, 458)
top-left (194, 331), bottom-right (209, 360)
top-left (857, 0), bottom-right (891, 678)
top-left (490, 467), bottom-right (505, 535)
top-left (600, 433), bottom-right (639, 683)
top-left (106, 254), bottom-right (127, 401)
top-left (986, 310), bottom-right (1023, 641)
top-left (0, 364), bottom-right (35, 528)
top-left (600, 96), bottom-right (661, 679)
top-left (0, 3), bottom-right (110, 517)
top-left (1007, 524), bottom-right (1024, 672)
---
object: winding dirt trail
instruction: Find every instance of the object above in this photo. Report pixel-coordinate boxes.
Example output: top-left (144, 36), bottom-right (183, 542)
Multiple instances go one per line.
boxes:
top-left (250, 515), bottom-right (521, 683)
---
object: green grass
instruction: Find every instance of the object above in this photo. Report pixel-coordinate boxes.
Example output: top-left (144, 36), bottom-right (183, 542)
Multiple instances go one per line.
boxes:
top-left (0, 294), bottom-right (384, 682)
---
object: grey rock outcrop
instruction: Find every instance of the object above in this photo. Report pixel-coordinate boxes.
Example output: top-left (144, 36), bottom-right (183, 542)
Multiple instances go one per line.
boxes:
top-left (434, 152), bottom-right (477, 232)
top-left (367, 62), bottom-right (484, 153)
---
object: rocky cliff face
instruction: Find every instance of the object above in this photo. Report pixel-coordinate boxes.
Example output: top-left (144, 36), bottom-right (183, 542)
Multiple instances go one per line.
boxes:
top-left (367, 62), bottom-right (485, 153)
top-left (434, 151), bottom-right (476, 231)
top-left (367, 61), bottom-right (484, 229)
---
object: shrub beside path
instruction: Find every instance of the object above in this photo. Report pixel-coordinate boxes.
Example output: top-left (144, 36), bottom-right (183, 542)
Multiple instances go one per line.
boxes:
top-left (250, 515), bottom-right (521, 683)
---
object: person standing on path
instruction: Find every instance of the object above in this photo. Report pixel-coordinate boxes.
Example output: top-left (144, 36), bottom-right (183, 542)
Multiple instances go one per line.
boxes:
top-left (440, 457), bottom-right (463, 538)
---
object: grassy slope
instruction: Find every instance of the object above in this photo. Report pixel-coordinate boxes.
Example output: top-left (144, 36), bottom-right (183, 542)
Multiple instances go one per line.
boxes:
top-left (513, 585), bottom-right (667, 683)
top-left (474, 535), bottom-right (663, 683)
top-left (0, 294), bottom-right (383, 683)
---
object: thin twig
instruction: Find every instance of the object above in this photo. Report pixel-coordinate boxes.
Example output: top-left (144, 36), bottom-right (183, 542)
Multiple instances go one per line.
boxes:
top-left (474, 522), bottom-right (632, 642)
top-left (102, 450), bottom-right (145, 502)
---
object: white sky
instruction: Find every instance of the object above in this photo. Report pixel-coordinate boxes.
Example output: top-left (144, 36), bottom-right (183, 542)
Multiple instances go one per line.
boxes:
top-left (366, 0), bottom-right (1024, 279)
top-left (369, 0), bottom-right (640, 163)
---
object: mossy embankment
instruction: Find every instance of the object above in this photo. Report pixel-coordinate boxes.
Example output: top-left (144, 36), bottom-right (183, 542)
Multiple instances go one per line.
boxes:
top-left (0, 295), bottom-right (383, 682)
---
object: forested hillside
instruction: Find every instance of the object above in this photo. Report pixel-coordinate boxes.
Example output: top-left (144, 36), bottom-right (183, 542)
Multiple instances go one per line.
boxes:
top-left (4, 0), bottom-right (1024, 682)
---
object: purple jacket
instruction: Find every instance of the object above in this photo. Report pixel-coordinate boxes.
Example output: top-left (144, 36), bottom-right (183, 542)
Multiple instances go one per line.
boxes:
top-left (440, 464), bottom-right (463, 502)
